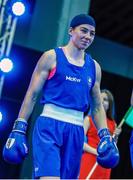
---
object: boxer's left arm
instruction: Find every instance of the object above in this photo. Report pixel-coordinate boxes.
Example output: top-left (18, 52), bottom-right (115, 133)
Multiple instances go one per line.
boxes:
top-left (89, 60), bottom-right (120, 168)
top-left (90, 60), bottom-right (107, 130)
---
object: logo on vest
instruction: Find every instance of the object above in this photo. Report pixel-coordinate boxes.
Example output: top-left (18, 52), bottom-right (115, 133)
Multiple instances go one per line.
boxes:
top-left (88, 77), bottom-right (92, 87)
top-left (66, 76), bottom-right (81, 83)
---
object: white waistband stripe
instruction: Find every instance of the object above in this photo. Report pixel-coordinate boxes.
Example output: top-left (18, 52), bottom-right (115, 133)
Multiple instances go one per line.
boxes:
top-left (40, 104), bottom-right (84, 126)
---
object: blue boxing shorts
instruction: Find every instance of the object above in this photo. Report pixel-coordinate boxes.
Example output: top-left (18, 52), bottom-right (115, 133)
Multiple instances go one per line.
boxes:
top-left (32, 105), bottom-right (84, 179)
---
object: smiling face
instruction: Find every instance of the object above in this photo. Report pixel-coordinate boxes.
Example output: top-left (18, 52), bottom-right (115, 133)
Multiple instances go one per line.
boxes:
top-left (69, 24), bottom-right (95, 50)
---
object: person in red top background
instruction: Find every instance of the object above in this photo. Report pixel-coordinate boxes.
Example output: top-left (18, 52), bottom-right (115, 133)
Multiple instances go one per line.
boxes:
top-left (79, 89), bottom-right (121, 179)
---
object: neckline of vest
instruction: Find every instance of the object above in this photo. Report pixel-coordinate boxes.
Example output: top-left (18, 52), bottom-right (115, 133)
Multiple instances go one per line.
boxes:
top-left (59, 47), bottom-right (87, 68)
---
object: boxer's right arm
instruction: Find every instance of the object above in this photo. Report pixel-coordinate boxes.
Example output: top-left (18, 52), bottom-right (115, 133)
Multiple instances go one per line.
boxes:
top-left (3, 50), bottom-right (56, 164)
top-left (18, 50), bottom-right (56, 121)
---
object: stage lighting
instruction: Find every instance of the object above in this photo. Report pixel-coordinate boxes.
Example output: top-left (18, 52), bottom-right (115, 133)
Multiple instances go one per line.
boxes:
top-left (0, 108), bottom-right (9, 132)
top-left (0, 111), bottom-right (2, 122)
top-left (0, 58), bottom-right (13, 73)
top-left (11, 1), bottom-right (25, 16)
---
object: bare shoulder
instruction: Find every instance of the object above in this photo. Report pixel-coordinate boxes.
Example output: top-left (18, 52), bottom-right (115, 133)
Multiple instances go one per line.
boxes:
top-left (40, 49), bottom-right (56, 65)
top-left (43, 49), bottom-right (56, 59)
top-left (37, 49), bottom-right (56, 71)
top-left (93, 59), bottom-right (102, 84)
top-left (90, 59), bottom-right (102, 98)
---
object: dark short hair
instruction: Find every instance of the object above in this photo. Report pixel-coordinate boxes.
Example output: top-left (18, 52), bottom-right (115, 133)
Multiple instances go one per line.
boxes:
top-left (70, 14), bottom-right (96, 28)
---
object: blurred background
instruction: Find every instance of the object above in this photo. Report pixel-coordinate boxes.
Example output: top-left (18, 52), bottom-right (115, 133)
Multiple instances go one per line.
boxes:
top-left (0, 0), bottom-right (132, 179)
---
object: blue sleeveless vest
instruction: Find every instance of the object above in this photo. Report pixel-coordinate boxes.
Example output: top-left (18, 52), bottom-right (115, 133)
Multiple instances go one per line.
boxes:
top-left (41, 47), bottom-right (96, 112)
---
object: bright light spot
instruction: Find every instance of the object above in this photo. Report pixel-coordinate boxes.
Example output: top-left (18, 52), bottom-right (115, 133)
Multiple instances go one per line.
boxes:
top-left (12, 2), bottom-right (25, 16)
top-left (0, 58), bottom-right (13, 73)
top-left (0, 112), bottom-right (2, 122)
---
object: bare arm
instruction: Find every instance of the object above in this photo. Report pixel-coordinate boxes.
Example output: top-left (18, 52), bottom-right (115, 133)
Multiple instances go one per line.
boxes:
top-left (89, 60), bottom-right (107, 130)
top-left (83, 116), bottom-right (98, 155)
top-left (17, 50), bottom-right (56, 122)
